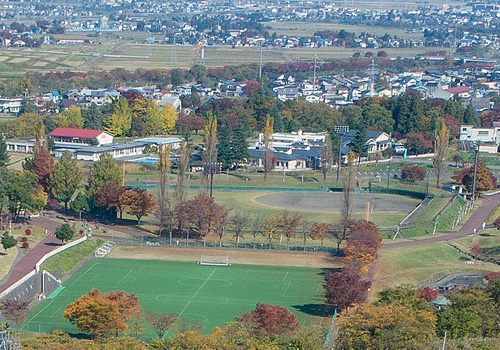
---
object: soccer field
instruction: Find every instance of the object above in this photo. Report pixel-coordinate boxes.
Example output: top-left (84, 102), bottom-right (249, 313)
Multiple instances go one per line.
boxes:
top-left (24, 258), bottom-right (326, 338)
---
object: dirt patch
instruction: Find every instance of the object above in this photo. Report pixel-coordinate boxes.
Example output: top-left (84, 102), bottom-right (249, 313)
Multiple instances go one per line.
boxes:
top-left (255, 192), bottom-right (418, 213)
top-left (107, 246), bottom-right (341, 268)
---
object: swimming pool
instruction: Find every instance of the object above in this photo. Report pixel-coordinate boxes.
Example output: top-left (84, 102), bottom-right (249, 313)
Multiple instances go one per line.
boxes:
top-left (128, 157), bottom-right (159, 163)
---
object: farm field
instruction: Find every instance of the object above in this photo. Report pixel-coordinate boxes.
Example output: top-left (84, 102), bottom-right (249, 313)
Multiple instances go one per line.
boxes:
top-left (24, 258), bottom-right (326, 338)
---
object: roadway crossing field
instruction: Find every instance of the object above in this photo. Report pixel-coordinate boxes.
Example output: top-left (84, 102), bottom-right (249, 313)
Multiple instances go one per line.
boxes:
top-left (24, 258), bottom-right (325, 338)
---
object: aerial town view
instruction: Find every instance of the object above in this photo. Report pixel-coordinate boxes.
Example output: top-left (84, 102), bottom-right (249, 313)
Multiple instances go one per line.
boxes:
top-left (2, 0), bottom-right (500, 349)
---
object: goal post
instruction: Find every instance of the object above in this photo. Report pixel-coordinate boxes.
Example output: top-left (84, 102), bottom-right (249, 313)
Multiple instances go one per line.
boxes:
top-left (199, 255), bottom-right (229, 266)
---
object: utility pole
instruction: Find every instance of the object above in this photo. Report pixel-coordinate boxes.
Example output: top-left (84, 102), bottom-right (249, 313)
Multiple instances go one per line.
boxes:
top-left (334, 125), bottom-right (349, 182)
top-left (313, 55), bottom-right (317, 95)
top-left (259, 40), bottom-right (263, 82)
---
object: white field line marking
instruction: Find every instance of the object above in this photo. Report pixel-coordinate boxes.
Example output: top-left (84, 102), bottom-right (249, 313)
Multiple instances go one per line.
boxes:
top-left (282, 272), bottom-right (289, 282)
top-left (24, 261), bottom-right (99, 325)
top-left (282, 278), bottom-right (292, 297)
top-left (179, 268), bottom-right (216, 316)
top-left (113, 270), bottom-right (133, 288)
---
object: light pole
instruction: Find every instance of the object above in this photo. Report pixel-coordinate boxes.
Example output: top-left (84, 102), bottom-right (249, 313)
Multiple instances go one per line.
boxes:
top-left (335, 125), bottom-right (349, 182)
top-left (471, 142), bottom-right (480, 205)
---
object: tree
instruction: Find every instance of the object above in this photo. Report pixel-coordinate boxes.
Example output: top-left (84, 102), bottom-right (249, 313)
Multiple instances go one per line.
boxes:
top-left (1, 232), bottom-right (17, 254)
top-left (156, 145), bottom-right (175, 242)
top-left (5, 171), bottom-right (43, 221)
top-left (86, 152), bottom-right (122, 199)
top-left (146, 311), bottom-right (180, 339)
top-left (54, 105), bottom-right (83, 128)
top-left (202, 113), bottom-right (218, 197)
top-left (120, 188), bottom-right (156, 225)
top-left (104, 290), bottom-right (142, 323)
top-left (325, 268), bottom-right (371, 310)
top-left (18, 75), bottom-right (33, 95)
top-left (405, 131), bottom-right (434, 154)
top-left (161, 103), bottom-right (178, 133)
top-left (104, 97), bottom-right (132, 136)
top-left (251, 213), bottom-right (263, 248)
top-left (282, 210), bottom-right (301, 250)
top-left (262, 116), bottom-right (274, 181)
top-left (320, 134), bottom-right (333, 182)
top-left (438, 308), bottom-right (482, 339)
top-left (83, 103), bottom-right (103, 130)
top-left (264, 212), bottom-right (284, 246)
top-left (54, 223), bottom-right (74, 244)
top-left (230, 210), bottom-right (250, 246)
top-left (176, 194), bottom-right (226, 238)
top-left (341, 151), bottom-right (357, 223)
top-left (349, 128), bottom-right (369, 161)
top-left (309, 222), bottom-right (331, 248)
top-left (50, 151), bottom-right (82, 209)
top-left (235, 303), bottom-right (301, 337)
top-left (176, 141), bottom-right (190, 204)
top-left (452, 152), bottom-right (463, 167)
top-left (63, 288), bottom-right (127, 339)
top-left (452, 159), bottom-right (497, 195)
top-left (0, 134), bottom-right (9, 167)
top-left (0, 299), bottom-right (29, 329)
top-left (418, 287), bottom-right (439, 302)
top-left (32, 147), bottom-right (55, 193)
top-left (70, 193), bottom-right (89, 221)
top-left (434, 118), bottom-right (449, 188)
top-left (401, 164), bottom-right (426, 183)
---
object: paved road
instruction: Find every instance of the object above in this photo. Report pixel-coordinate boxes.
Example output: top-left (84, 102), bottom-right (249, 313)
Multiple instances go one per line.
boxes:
top-left (0, 227), bottom-right (60, 293)
top-left (381, 192), bottom-right (500, 249)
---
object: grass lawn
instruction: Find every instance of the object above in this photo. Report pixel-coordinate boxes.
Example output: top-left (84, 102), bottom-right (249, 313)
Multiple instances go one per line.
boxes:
top-left (371, 241), bottom-right (500, 300)
top-left (40, 237), bottom-right (104, 278)
top-left (24, 258), bottom-right (327, 338)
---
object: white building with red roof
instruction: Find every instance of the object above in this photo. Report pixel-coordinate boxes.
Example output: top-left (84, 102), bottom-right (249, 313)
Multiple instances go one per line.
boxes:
top-left (48, 127), bottom-right (114, 147)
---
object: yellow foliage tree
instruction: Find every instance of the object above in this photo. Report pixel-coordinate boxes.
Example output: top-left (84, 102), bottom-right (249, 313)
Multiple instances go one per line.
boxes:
top-left (161, 103), bottom-right (178, 133)
top-left (264, 212), bottom-right (284, 245)
top-left (146, 100), bottom-right (163, 134)
top-left (53, 106), bottom-right (83, 128)
top-left (104, 97), bottom-right (132, 136)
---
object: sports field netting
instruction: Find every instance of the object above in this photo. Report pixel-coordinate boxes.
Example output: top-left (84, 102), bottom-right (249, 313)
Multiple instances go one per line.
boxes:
top-left (24, 258), bottom-right (326, 338)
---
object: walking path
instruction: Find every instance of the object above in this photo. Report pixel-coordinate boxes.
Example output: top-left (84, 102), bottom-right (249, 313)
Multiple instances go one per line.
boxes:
top-left (381, 192), bottom-right (500, 249)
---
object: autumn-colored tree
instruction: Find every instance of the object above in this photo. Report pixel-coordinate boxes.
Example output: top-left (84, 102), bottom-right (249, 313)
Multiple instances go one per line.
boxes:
top-left (96, 183), bottom-right (128, 218)
top-left (344, 220), bottom-right (382, 264)
top-left (202, 112), bottom-right (218, 197)
top-left (452, 159), bottom-right (497, 196)
top-left (264, 212), bottom-right (284, 245)
top-left (146, 311), bottom-right (180, 339)
top-left (401, 164), bottom-right (427, 183)
top-left (54, 105), bottom-right (83, 128)
top-left (235, 303), bottom-right (301, 337)
top-left (161, 103), bottom-right (178, 133)
top-left (418, 287), bottom-right (439, 302)
top-left (156, 144), bottom-right (175, 241)
top-left (120, 188), bottom-right (156, 225)
top-left (32, 147), bottom-right (55, 192)
top-left (176, 141), bottom-right (190, 204)
top-left (175, 194), bottom-right (226, 238)
top-left (104, 290), bottom-right (142, 322)
top-left (325, 268), bottom-right (371, 310)
top-left (104, 97), bottom-right (132, 136)
top-left (0, 299), bottom-right (29, 329)
top-left (282, 210), bottom-right (302, 250)
top-left (262, 116), bottom-right (274, 181)
top-left (434, 117), bottom-right (449, 188)
top-left (86, 152), bottom-right (122, 199)
top-left (63, 288), bottom-right (127, 339)
top-left (309, 222), bottom-right (331, 248)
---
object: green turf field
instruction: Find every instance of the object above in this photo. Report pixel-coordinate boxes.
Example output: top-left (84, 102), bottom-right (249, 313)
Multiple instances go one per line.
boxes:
top-left (24, 258), bottom-right (327, 338)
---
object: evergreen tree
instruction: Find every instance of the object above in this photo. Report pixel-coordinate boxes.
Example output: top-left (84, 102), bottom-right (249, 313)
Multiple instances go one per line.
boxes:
top-left (349, 128), bottom-right (369, 161)
top-left (464, 104), bottom-right (479, 126)
top-left (86, 152), bottom-right (122, 199)
top-left (83, 103), bottom-right (103, 130)
top-left (233, 127), bottom-right (250, 169)
top-left (217, 123), bottom-right (233, 170)
top-left (393, 92), bottom-right (425, 134)
top-left (0, 134), bottom-right (9, 167)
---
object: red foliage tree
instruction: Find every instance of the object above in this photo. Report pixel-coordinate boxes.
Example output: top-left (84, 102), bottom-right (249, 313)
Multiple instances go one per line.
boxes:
top-left (452, 159), bottom-right (497, 195)
top-left (440, 113), bottom-right (461, 137)
top-left (478, 110), bottom-right (500, 128)
top-left (146, 311), bottom-right (180, 339)
top-left (418, 287), bottom-right (439, 302)
top-left (494, 217), bottom-right (500, 230)
top-left (25, 229), bottom-right (31, 235)
top-left (175, 194), bottom-right (226, 238)
top-left (235, 302), bottom-right (301, 336)
top-left (401, 165), bottom-right (427, 183)
top-left (470, 243), bottom-right (482, 256)
top-left (104, 290), bottom-right (142, 321)
top-left (96, 183), bottom-right (129, 219)
top-left (243, 80), bottom-right (261, 94)
top-left (344, 220), bottom-right (382, 263)
top-left (120, 188), bottom-right (156, 225)
top-left (325, 268), bottom-right (371, 310)
top-left (281, 210), bottom-right (302, 250)
top-left (405, 131), bottom-right (434, 154)
top-left (32, 148), bottom-right (55, 192)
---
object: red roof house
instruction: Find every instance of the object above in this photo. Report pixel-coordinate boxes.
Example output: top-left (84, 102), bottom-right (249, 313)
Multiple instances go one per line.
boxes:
top-left (49, 127), bottom-right (114, 146)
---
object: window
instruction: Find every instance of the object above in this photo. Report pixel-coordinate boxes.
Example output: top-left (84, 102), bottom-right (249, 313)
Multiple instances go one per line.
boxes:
top-left (477, 131), bottom-right (489, 136)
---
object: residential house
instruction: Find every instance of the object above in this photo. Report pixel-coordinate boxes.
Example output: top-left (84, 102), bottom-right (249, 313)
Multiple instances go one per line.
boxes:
top-left (49, 127), bottom-right (114, 147)
top-left (459, 124), bottom-right (500, 153)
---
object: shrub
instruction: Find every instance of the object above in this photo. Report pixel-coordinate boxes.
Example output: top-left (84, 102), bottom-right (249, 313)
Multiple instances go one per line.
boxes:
top-left (418, 287), bottom-right (439, 302)
top-left (494, 217), bottom-right (500, 230)
top-left (22, 242), bottom-right (29, 249)
top-left (470, 243), bottom-right (482, 255)
top-left (25, 228), bottom-right (31, 235)
top-left (401, 165), bottom-right (426, 183)
top-left (21, 237), bottom-right (27, 243)
top-left (79, 230), bottom-right (84, 235)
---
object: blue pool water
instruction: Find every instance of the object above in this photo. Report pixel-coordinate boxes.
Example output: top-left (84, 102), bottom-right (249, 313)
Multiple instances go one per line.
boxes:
top-left (128, 157), bottom-right (159, 163)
